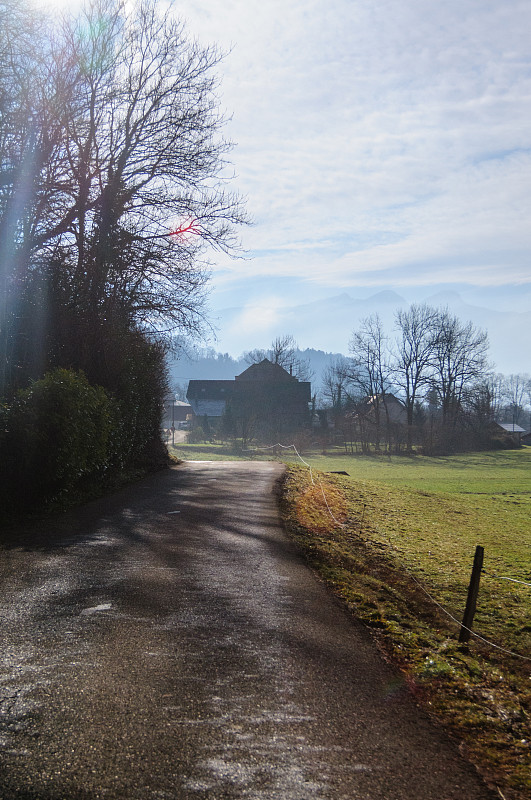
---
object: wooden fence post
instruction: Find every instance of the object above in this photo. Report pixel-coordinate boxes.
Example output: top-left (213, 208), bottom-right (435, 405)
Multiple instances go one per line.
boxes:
top-left (459, 545), bottom-right (484, 645)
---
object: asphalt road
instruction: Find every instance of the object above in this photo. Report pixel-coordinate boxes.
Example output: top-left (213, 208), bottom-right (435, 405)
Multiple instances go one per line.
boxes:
top-left (0, 461), bottom-right (495, 799)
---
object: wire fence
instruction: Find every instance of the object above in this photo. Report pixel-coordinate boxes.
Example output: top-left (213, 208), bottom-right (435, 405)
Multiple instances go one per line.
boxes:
top-left (247, 442), bottom-right (531, 663)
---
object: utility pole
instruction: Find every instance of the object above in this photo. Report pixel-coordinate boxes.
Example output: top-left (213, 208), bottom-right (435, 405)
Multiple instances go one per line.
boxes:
top-left (171, 401), bottom-right (175, 446)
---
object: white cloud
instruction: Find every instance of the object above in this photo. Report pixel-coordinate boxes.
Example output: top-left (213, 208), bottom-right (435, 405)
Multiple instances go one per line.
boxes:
top-left (223, 300), bottom-right (285, 341)
top-left (180, 0), bottom-right (531, 300)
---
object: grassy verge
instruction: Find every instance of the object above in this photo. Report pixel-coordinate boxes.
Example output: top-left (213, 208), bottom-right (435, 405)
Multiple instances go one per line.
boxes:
top-left (278, 451), bottom-right (530, 800)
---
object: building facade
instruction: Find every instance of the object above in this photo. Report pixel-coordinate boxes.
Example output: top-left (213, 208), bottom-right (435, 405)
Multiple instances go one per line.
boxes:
top-left (187, 359), bottom-right (312, 438)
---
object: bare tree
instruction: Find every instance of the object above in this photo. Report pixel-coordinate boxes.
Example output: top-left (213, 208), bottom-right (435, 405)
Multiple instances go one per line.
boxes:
top-left (462, 380), bottom-right (497, 429)
top-left (321, 356), bottom-right (352, 419)
top-left (243, 334), bottom-right (312, 381)
top-left (488, 373), bottom-right (506, 421)
top-left (243, 347), bottom-right (268, 365)
top-left (0, 0), bottom-right (246, 396)
top-left (393, 304), bottom-right (439, 449)
top-left (55, 0), bottom-right (244, 330)
top-left (500, 373), bottom-right (530, 427)
top-left (525, 377), bottom-right (531, 429)
top-left (349, 314), bottom-right (392, 450)
top-left (0, 0), bottom-right (72, 392)
top-left (430, 310), bottom-right (489, 427)
top-left (173, 382), bottom-right (188, 402)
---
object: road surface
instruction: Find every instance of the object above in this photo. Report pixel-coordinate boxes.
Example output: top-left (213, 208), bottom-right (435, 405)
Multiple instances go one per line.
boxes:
top-left (0, 461), bottom-right (495, 799)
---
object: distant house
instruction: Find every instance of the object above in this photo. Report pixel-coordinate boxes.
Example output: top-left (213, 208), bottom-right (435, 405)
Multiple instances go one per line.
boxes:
top-left (360, 393), bottom-right (407, 425)
top-left (343, 393), bottom-right (408, 451)
top-left (347, 393), bottom-right (407, 429)
top-left (162, 397), bottom-right (192, 428)
top-left (494, 422), bottom-right (527, 445)
top-left (185, 380), bottom-right (233, 418)
top-left (187, 359), bottom-right (311, 435)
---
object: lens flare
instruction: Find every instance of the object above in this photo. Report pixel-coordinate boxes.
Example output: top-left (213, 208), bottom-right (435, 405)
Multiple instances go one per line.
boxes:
top-left (168, 219), bottom-right (201, 242)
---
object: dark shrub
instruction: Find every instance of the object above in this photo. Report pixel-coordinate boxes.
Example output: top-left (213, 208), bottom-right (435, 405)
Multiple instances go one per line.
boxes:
top-left (0, 369), bottom-right (112, 513)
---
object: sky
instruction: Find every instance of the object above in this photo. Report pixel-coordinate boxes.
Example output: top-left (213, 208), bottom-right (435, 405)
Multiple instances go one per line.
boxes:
top-left (178, 0), bottom-right (531, 344)
top-left (37, 0), bottom-right (531, 358)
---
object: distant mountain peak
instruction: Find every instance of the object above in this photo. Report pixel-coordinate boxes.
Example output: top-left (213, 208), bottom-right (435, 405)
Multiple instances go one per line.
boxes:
top-left (366, 290), bottom-right (407, 304)
top-left (425, 290), bottom-right (463, 305)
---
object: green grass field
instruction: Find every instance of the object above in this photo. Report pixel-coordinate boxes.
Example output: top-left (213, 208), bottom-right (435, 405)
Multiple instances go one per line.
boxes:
top-left (287, 449), bottom-right (531, 650)
top-left (292, 446), bottom-right (531, 494)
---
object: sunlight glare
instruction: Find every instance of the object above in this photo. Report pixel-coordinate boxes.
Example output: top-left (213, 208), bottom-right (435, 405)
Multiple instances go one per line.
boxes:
top-left (32, 0), bottom-right (84, 13)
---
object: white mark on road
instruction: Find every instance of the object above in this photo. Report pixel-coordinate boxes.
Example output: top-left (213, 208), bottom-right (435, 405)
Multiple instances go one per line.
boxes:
top-left (87, 537), bottom-right (116, 546)
top-left (80, 603), bottom-right (112, 615)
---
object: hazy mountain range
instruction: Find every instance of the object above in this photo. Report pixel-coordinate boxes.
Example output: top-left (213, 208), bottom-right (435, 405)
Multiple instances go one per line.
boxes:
top-left (213, 290), bottom-right (529, 375)
top-left (168, 290), bottom-right (529, 392)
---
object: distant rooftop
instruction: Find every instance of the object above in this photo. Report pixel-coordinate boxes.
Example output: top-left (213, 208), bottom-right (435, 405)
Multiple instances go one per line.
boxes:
top-left (497, 423), bottom-right (527, 433)
top-left (235, 358), bottom-right (299, 382)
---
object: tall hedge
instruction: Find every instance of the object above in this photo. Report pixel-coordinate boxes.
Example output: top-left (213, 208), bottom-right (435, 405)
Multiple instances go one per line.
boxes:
top-left (0, 369), bottom-right (113, 513)
top-left (105, 332), bottom-right (169, 474)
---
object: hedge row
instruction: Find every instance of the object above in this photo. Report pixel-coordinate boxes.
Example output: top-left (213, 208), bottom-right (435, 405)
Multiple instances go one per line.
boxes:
top-left (0, 367), bottom-right (167, 517)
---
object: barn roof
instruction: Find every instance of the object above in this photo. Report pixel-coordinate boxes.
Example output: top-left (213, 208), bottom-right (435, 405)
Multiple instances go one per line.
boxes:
top-left (186, 380), bottom-right (234, 400)
top-left (497, 422), bottom-right (527, 433)
top-left (235, 358), bottom-right (296, 382)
